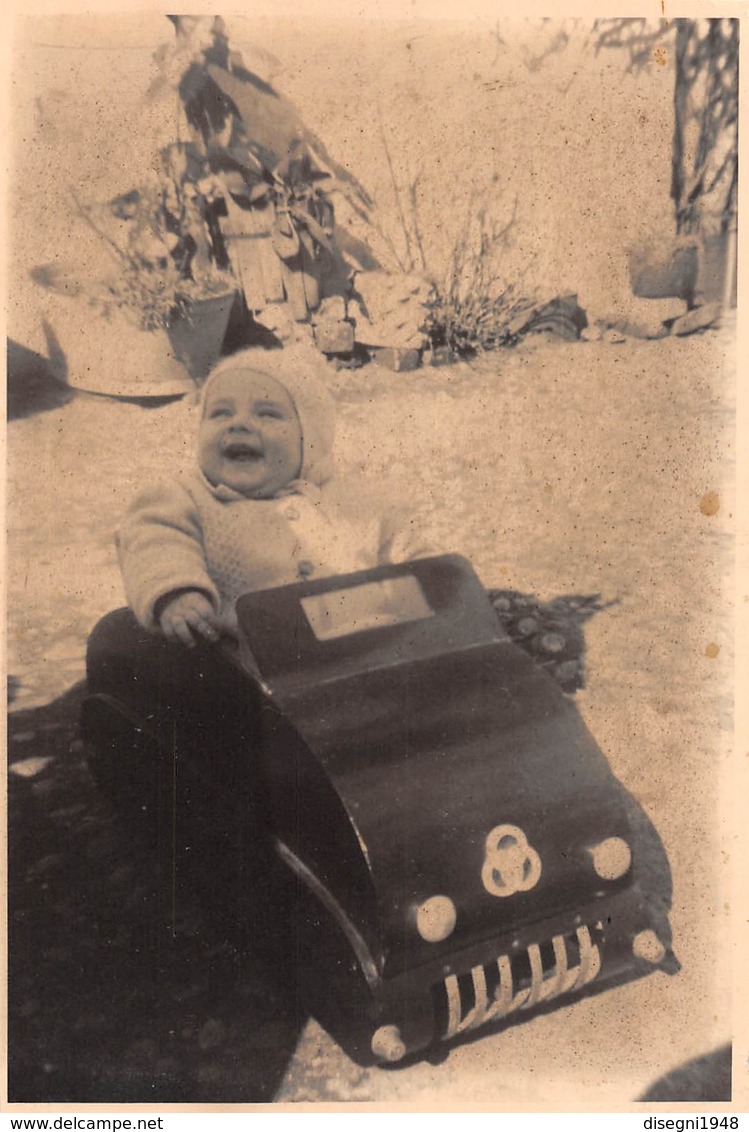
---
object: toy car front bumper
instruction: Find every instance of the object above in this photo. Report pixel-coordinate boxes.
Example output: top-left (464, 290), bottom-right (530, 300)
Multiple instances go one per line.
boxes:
top-left (359, 890), bottom-right (678, 1065)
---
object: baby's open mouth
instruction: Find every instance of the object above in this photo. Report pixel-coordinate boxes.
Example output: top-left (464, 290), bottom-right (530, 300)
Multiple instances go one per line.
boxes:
top-left (223, 441), bottom-right (263, 462)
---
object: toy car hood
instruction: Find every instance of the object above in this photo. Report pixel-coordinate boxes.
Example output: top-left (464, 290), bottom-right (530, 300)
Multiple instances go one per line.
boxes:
top-left (236, 556), bottom-right (664, 981)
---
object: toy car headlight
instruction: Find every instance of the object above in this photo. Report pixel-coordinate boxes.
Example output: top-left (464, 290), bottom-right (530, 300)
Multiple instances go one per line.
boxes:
top-left (632, 929), bottom-right (667, 964)
top-left (415, 895), bottom-right (457, 942)
top-left (589, 836), bottom-right (632, 880)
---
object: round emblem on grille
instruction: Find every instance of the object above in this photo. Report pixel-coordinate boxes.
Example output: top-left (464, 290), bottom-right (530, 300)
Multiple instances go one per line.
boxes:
top-left (481, 823), bottom-right (542, 898)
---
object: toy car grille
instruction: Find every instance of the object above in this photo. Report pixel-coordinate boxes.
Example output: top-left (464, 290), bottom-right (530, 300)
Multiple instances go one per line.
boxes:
top-left (435, 923), bottom-right (604, 1040)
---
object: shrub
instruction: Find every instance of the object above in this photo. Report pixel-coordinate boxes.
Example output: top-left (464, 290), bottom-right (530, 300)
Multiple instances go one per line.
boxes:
top-left (425, 205), bottom-right (538, 356)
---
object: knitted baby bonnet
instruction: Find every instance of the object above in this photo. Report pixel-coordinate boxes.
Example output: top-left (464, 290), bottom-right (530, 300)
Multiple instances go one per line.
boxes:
top-left (201, 344), bottom-right (337, 488)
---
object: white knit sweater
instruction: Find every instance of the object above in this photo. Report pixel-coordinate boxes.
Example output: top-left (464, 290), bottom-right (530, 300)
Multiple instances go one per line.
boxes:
top-left (117, 468), bottom-right (435, 631)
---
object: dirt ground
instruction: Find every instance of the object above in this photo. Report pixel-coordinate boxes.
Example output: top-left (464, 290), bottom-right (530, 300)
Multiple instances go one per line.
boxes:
top-left (6, 323), bottom-right (735, 1105)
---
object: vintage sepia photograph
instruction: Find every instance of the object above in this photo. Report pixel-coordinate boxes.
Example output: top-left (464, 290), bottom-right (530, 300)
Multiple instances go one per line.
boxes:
top-left (4, 4), bottom-right (744, 1111)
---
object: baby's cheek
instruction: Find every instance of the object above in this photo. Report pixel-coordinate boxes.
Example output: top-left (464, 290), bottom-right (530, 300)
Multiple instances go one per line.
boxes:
top-left (197, 438), bottom-right (218, 474)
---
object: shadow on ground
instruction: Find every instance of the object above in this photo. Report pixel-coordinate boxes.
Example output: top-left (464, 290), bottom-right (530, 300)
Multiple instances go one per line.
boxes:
top-left (638, 1044), bottom-right (732, 1103)
top-left (7, 595), bottom-right (691, 1103)
top-left (7, 339), bottom-right (73, 421)
top-left (7, 683), bottom-right (306, 1103)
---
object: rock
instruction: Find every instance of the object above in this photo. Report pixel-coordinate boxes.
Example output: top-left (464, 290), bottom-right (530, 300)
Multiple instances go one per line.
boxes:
top-left (620, 296), bottom-right (687, 339)
top-left (316, 295), bottom-right (347, 321)
top-left (313, 318), bottom-right (355, 355)
top-left (254, 303), bottom-right (297, 342)
top-left (352, 271), bottom-right (432, 349)
top-left (671, 302), bottom-right (722, 337)
top-left (369, 347), bottom-right (421, 372)
top-left (628, 237), bottom-right (700, 303)
top-left (426, 345), bottom-right (457, 366)
top-left (590, 296), bottom-right (687, 341)
top-left (516, 616), bottom-right (539, 638)
top-left (538, 631), bottom-right (566, 655)
top-left (580, 324), bottom-right (604, 342)
top-left (516, 294), bottom-right (588, 341)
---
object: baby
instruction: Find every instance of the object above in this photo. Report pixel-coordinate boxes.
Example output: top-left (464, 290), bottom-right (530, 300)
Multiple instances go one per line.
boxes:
top-left (117, 344), bottom-right (434, 647)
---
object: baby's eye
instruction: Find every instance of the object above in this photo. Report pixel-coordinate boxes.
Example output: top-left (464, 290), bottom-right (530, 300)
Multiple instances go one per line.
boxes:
top-left (258, 407), bottom-right (285, 420)
top-left (209, 406), bottom-right (232, 419)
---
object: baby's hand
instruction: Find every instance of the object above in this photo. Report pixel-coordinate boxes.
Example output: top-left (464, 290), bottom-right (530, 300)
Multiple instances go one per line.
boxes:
top-left (159, 590), bottom-right (221, 648)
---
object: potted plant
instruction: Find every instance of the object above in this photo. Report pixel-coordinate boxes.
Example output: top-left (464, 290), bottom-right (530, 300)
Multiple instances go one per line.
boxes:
top-left (33, 140), bottom-right (239, 398)
top-left (217, 141), bottom-right (349, 326)
top-left (156, 16), bottom-right (374, 339)
top-left (33, 15), bottom-right (378, 393)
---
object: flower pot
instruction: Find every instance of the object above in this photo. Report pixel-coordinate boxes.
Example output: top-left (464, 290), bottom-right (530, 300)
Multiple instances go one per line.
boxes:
top-left (39, 293), bottom-right (196, 399)
top-left (167, 289), bottom-right (239, 382)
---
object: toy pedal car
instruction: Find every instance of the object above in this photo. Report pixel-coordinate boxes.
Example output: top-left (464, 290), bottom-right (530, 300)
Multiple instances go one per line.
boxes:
top-left (82, 554), bottom-right (677, 1066)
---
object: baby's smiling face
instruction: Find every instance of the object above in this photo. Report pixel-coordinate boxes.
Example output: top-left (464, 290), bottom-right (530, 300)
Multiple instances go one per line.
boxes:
top-left (198, 369), bottom-right (303, 498)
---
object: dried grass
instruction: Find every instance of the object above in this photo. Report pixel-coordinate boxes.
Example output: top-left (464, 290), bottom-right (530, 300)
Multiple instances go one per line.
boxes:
top-left (426, 203), bottom-right (539, 355)
top-left (370, 119), bottom-right (538, 357)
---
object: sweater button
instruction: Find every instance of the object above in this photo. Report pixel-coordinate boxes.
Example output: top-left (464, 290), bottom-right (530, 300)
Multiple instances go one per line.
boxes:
top-left (297, 559), bottom-right (315, 578)
top-left (285, 505), bottom-right (300, 521)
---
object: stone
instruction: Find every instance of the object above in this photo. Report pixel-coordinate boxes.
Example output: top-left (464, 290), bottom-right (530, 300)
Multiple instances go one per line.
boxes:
top-left (254, 303), bottom-right (297, 342)
top-left (628, 237), bottom-right (700, 303)
top-left (316, 295), bottom-right (347, 321)
top-left (369, 347), bottom-right (421, 372)
top-left (580, 324), bottom-right (604, 342)
top-left (427, 345), bottom-right (457, 366)
top-left (620, 297), bottom-right (687, 340)
top-left (313, 318), bottom-right (355, 355)
top-left (513, 295), bottom-right (588, 341)
top-left (671, 302), bottom-right (722, 337)
top-left (516, 616), bottom-right (539, 638)
top-left (352, 271), bottom-right (432, 349)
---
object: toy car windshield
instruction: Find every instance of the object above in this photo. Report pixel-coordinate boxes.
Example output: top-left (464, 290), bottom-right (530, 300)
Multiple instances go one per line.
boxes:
top-left (301, 574), bottom-right (434, 640)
